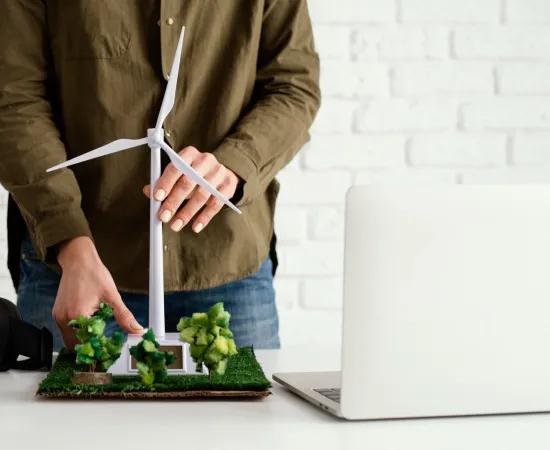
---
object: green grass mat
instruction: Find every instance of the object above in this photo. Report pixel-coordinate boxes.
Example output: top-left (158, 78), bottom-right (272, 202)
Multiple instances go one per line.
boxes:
top-left (37, 347), bottom-right (271, 398)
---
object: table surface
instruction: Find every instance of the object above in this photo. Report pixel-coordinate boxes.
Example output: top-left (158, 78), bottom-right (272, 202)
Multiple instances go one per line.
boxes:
top-left (2, 345), bottom-right (550, 450)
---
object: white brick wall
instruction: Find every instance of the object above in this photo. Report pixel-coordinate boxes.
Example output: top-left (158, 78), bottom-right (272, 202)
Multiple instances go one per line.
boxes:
top-left (2, 1), bottom-right (550, 348)
top-left (454, 26), bottom-right (550, 59)
top-left (401, 0), bottom-right (501, 23)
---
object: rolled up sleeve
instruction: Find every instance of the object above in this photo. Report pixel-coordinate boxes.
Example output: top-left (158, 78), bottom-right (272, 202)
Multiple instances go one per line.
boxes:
top-left (214, 0), bottom-right (321, 206)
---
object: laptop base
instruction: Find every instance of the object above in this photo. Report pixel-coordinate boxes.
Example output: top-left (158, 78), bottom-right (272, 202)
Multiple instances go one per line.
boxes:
top-left (273, 371), bottom-right (342, 418)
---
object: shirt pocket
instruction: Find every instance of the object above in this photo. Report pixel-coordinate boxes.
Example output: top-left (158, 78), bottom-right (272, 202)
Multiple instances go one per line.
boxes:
top-left (49, 0), bottom-right (131, 60)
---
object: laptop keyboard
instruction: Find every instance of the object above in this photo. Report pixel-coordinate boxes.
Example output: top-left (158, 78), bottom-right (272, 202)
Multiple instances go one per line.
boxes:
top-left (314, 388), bottom-right (341, 403)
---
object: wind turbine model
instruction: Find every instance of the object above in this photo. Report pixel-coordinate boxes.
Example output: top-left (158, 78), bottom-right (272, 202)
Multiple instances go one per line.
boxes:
top-left (46, 27), bottom-right (241, 375)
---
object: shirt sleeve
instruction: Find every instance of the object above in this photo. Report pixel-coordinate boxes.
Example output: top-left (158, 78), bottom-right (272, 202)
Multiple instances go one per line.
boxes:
top-left (213, 0), bottom-right (321, 206)
top-left (0, 0), bottom-right (92, 261)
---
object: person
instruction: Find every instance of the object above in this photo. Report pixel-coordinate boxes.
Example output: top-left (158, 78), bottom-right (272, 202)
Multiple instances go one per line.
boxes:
top-left (0, 1), bottom-right (320, 350)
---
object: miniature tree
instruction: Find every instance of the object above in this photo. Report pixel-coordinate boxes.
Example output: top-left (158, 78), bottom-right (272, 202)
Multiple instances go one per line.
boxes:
top-left (129, 329), bottom-right (176, 385)
top-left (177, 302), bottom-right (238, 376)
top-left (68, 303), bottom-right (124, 372)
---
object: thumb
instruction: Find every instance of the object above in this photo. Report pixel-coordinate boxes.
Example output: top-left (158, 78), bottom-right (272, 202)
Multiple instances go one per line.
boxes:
top-left (103, 288), bottom-right (144, 334)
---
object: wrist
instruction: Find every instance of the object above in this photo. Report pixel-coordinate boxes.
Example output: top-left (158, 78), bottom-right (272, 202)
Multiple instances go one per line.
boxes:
top-left (57, 236), bottom-right (100, 269)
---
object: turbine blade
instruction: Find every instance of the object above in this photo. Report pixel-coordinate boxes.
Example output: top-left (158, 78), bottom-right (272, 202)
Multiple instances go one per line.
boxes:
top-left (159, 142), bottom-right (242, 214)
top-left (155, 26), bottom-right (185, 130)
top-left (46, 137), bottom-right (148, 172)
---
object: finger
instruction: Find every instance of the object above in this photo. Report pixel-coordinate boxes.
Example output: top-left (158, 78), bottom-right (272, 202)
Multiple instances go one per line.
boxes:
top-left (159, 152), bottom-right (219, 224)
top-left (143, 184), bottom-right (151, 198)
top-left (154, 146), bottom-right (199, 202)
top-left (191, 181), bottom-right (235, 232)
top-left (158, 175), bottom-right (198, 223)
top-left (171, 165), bottom-right (227, 232)
top-left (103, 289), bottom-right (144, 334)
top-left (52, 305), bottom-right (93, 351)
top-left (55, 315), bottom-right (78, 351)
top-left (59, 324), bottom-right (79, 351)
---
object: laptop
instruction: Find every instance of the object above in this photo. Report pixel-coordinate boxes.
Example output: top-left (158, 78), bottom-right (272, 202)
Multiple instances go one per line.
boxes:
top-left (273, 185), bottom-right (550, 420)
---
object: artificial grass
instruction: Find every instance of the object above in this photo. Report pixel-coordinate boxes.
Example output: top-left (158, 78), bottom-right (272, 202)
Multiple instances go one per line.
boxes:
top-left (37, 346), bottom-right (271, 398)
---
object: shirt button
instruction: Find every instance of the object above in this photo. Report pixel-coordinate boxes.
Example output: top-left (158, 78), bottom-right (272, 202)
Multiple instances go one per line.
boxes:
top-left (164, 245), bottom-right (168, 252)
top-left (165, 130), bottom-right (171, 138)
top-left (164, 73), bottom-right (170, 81)
top-left (166, 17), bottom-right (174, 26)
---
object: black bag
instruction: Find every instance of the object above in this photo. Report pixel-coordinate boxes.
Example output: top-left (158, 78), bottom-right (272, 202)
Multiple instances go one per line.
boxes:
top-left (0, 297), bottom-right (52, 371)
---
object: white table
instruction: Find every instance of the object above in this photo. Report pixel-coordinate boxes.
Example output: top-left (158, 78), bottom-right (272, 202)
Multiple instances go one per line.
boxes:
top-left (2, 345), bottom-right (550, 450)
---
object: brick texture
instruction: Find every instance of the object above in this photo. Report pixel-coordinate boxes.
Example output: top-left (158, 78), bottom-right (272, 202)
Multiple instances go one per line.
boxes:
top-left (401, 0), bottom-right (500, 23)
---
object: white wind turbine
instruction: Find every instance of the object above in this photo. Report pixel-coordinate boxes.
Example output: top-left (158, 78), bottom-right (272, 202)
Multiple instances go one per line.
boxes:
top-left (46, 27), bottom-right (240, 373)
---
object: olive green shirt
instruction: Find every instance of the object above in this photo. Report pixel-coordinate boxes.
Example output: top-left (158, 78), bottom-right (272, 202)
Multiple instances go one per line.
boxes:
top-left (0, 0), bottom-right (320, 292)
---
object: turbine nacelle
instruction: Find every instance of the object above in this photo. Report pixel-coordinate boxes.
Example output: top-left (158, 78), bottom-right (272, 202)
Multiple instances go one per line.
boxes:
top-left (147, 128), bottom-right (165, 148)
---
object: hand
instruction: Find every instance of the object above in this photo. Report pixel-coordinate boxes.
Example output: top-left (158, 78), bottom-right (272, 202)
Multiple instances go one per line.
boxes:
top-left (143, 146), bottom-right (240, 233)
top-left (52, 236), bottom-right (144, 349)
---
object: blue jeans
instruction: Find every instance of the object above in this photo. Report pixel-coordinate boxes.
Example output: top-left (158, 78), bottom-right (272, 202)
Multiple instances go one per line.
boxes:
top-left (17, 236), bottom-right (280, 351)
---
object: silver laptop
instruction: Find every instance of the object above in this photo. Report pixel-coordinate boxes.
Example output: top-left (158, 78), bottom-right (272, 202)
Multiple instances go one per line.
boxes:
top-left (274, 185), bottom-right (550, 420)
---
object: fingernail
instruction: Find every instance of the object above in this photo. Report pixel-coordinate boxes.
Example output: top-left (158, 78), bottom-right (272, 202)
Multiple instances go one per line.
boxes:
top-left (155, 189), bottom-right (166, 201)
top-left (193, 222), bottom-right (204, 233)
top-left (171, 219), bottom-right (184, 232)
top-left (160, 210), bottom-right (172, 222)
top-left (131, 321), bottom-right (144, 331)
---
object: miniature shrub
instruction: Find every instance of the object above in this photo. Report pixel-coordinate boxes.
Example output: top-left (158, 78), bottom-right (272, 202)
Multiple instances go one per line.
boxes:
top-left (129, 329), bottom-right (176, 385)
top-left (177, 302), bottom-right (238, 376)
top-left (68, 303), bottom-right (124, 372)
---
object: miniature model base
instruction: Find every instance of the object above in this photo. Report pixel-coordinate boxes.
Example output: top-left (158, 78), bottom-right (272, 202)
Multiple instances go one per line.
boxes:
top-left (107, 332), bottom-right (205, 376)
top-left (37, 346), bottom-right (271, 400)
